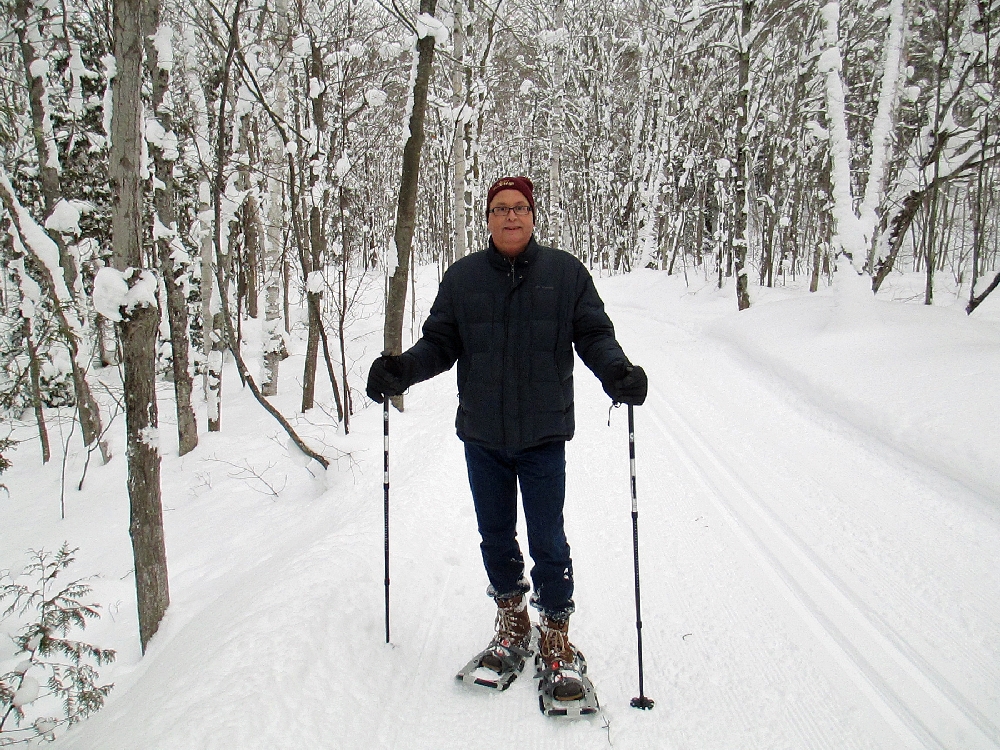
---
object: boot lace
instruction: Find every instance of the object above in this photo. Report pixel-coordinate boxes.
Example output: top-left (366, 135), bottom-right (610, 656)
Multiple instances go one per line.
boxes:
top-left (491, 600), bottom-right (529, 650)
top-left (540, 624), bottom-right (575, 664)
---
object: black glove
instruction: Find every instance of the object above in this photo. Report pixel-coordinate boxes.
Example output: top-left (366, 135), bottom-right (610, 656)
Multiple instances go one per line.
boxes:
top-left (366, 354), bottom-right (413, 402)
top-left (601, 361), bottom-right (648, 406)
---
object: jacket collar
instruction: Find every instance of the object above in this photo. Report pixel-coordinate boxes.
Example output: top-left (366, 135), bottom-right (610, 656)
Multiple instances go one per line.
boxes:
top-left (487, 235), bottom-right (540, 271)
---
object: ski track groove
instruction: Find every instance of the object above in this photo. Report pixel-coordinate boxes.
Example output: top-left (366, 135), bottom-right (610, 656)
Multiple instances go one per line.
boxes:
top-left (735, 459), bottom-right (1000, 745)
top-left (579, 390), bottom-right (880, 749)
top-left (675, 549), bottom-right (846, 750)
top-left (642, 384), bottom-right (1000, 750)
top-left (696, 326), bottom-right (1000, 707)
top-left (758, 442), bottom-right (1000, 725)
top-left (587, 400), bottom-right (859, 749)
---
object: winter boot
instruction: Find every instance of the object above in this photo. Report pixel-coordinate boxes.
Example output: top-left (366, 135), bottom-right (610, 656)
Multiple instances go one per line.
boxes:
top-left (480, 593), bottom-right (533, 673)
top-left (537, 615), bottom-right (586, 701)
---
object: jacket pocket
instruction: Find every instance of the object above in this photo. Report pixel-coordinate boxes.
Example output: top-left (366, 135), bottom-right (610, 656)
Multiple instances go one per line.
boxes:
top-left (529, 351), bottom-right (565, 412)
top-left (459, 352), bottom-right (493, 414)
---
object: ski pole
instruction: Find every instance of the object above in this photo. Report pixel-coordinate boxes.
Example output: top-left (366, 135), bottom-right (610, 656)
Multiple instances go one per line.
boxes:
top-left (383, 395), bottom-right (391, 644)
top-left (628, 404), bottom-right (654, 709)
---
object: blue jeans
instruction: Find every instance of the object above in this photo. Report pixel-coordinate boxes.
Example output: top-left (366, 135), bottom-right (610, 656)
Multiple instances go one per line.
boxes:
top-left (464, 440), bottom-right (575, 620)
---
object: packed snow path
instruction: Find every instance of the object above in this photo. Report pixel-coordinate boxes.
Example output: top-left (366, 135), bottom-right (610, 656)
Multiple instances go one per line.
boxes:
top-left (17, 272), bottom-right (998, 749)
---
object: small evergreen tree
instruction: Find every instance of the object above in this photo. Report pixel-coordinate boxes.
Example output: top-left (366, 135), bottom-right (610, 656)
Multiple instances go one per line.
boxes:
top-left (0, 544), bottom-right (115, 744)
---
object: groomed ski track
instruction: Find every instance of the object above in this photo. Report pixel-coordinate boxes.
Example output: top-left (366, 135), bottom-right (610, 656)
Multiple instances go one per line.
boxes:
top-left (51, 272), bottom-right (1000, 750)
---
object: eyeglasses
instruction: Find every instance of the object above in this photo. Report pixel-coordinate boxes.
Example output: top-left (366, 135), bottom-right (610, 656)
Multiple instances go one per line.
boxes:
top-left (488, 205), bottom-right (532, 217)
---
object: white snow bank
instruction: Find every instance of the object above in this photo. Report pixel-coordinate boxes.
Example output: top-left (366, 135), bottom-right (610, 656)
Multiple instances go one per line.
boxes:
top-left (708, 278), bottom-right (1000, 501)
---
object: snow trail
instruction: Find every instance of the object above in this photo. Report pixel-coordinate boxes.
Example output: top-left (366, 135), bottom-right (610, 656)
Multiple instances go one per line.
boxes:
top-left (2, 270), bottom-right (997, 749)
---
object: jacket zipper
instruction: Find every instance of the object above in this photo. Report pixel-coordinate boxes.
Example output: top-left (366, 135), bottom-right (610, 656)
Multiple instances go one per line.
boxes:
top-left (501, 258), bottom-right (515, 446)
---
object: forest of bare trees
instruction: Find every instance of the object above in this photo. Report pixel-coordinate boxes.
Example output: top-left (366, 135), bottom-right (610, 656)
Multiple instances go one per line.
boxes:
top-left (1, 0), bottom-right (998, 647)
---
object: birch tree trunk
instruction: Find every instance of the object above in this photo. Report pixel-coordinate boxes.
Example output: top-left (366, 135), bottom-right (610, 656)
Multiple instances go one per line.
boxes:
top-left (548, 0), bottom-right (567, 249)
top-left (112, 0), bottom-right (169, 653)
top-left (871, 3), bottom-right (989, 294)
top-left (14, 0), bottom-right (109, 463)
top-left (732, 0), bottom-right (753, 310)
top-left (301, 42), bottom-right (328, 414)
top-left (819, 0), bottom-right (908, 274)
top-left (143, 13), bottom-right (198, 457)
top-left (200, 181), bottom-right (220, 427)
top-left (461, 0), bottom-right (500, 256)
top-left (860, 0), bottom-right (908, 270)
top-left (261, 0), bottom-right (289, 396)
top-left (384, 0), bottom-right (439, 410)
top-left (451, 0), bottom-right (467, 262)
top-left (206, 0), bottom-right (246, 431)
top-left (817, 0), bottom-right (862, 266)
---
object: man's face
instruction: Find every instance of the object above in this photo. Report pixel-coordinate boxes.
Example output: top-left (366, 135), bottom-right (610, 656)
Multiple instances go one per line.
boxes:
top-left (487, 189), bottom-right (534, 257)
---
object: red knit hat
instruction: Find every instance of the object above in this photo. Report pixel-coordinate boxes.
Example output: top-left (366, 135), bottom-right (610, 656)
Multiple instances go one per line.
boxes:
top-left (486, 176), bottom-right (535, 217)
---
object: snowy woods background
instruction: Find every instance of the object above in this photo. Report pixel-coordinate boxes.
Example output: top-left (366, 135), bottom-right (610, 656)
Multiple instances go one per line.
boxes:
top-left (1, 0), bottom-right (1000, 742)
top-left (3, 0), bottom-right (1000, 441)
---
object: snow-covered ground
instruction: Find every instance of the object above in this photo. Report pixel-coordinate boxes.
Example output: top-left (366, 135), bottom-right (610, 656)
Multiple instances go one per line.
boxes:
top-left (2, 267), bottom-right (999, 749)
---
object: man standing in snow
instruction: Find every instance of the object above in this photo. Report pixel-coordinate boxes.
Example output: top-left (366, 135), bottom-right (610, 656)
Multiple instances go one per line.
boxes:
top-left (367, 175), bottom-right (646, 704)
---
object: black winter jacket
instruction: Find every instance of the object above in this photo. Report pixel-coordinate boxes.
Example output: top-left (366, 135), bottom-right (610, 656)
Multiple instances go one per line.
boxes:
top-left (402, 237), bottom-right (628, 451)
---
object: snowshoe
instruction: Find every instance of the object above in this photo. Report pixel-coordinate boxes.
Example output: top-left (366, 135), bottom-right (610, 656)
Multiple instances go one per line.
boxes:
top-left (534, 635), bottom-right (600, 717)
top-left (456, 592), bottom-right (535, 691)
top-left (456, 630), bottom-right (536, 691)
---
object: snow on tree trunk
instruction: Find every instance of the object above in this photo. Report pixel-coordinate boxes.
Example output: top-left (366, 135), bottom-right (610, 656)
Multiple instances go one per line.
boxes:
top-left (302, 207), bottom-right (325, 413)
top-left (14, 0), bottom-right (63, 216)
top-left (9, 258), bottom-right (51, 463)
top-left (111, 0), bottom-right (169, 654)
top-left (177, 28), bottom-right (218, 408)
top-left (547, 0), bottom-right (567, 250)
top-left (0, 169), bottom-right (110, 464)
top-left (628, 8), bottom-right (665, 272)
top-left (458, 1), bottom-right (499, 257)
top-left (451, 0), bottom-right (467, 263)
top-left (206, 0), bottom-right (247, 432)
top-left (144, 13), bottom-right (198, 457)
top-left (817, 0), bottom-right (865, 270)
top-left (859, 0), bottom-right (908, 271)
top-left (261, 0), bottom-right (290, 397)
top-left (13, 0), bottom-right (110, 462)
top-left (200, 180), bottom-right (221, 430)
top-left (633, 30), bottom-right (674, 272)
top-left (732, 0), bottom-right (753, 310)
top-left (301, 41), bottom-right (329, 415)
top-left (871, 1), bottom-right (992, 295)
top-left (14, 0), bottom-right (93, 340)
top-left (384, 0), bottom-right (439, 411)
